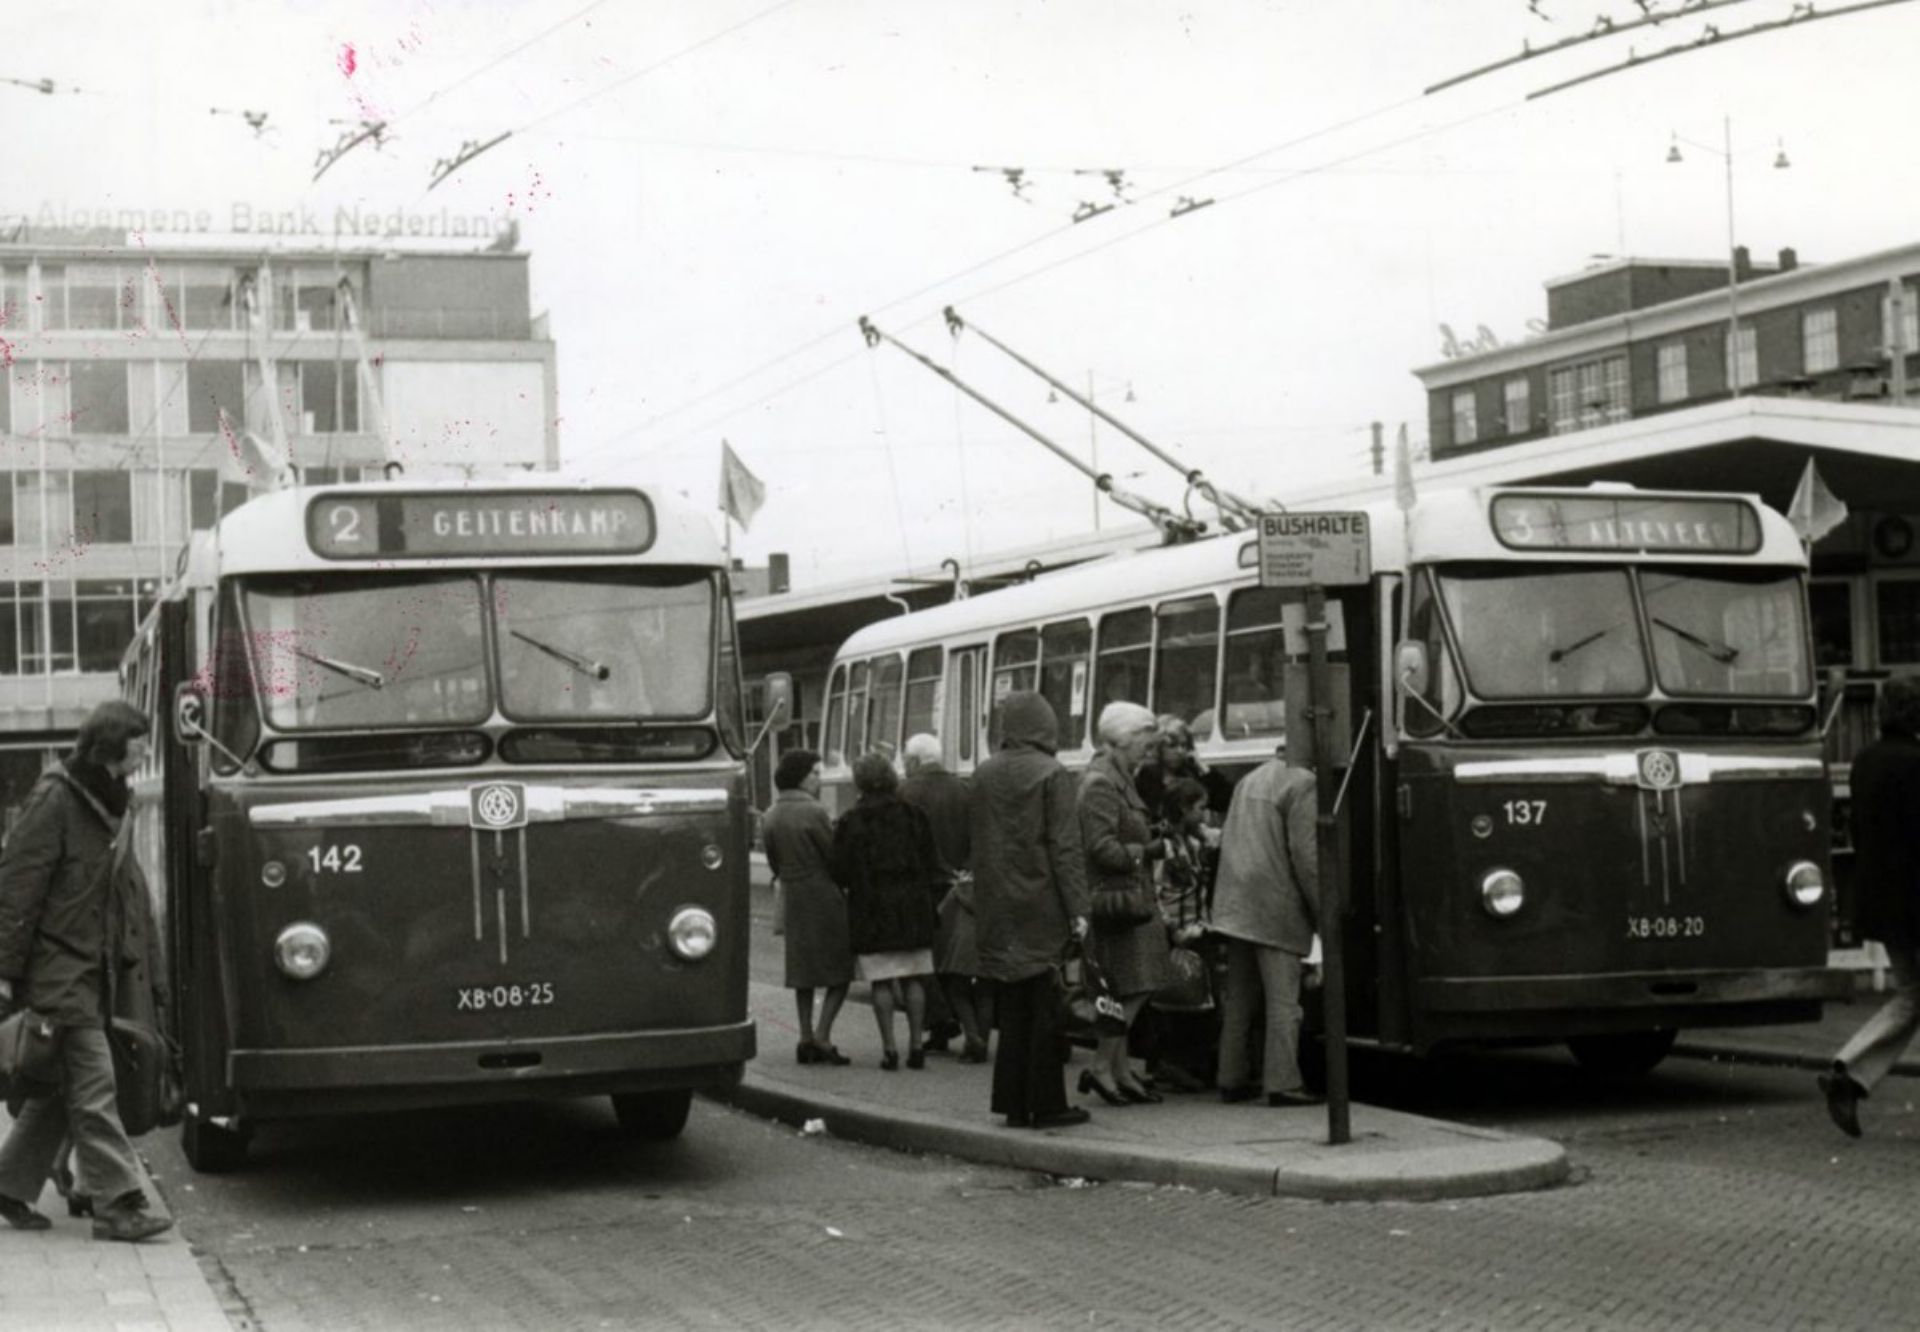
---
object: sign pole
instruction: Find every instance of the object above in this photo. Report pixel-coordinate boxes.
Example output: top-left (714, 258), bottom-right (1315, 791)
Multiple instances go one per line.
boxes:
top-left (1306, 582), bottom-right (1351, 1146)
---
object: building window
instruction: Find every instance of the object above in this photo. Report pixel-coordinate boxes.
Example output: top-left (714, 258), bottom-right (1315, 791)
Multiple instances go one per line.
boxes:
top-left (1877, 578), bottom-right (1920, 665)
top-left (299, 361), bottom-right (360, 433)
top-left (16, 580), bottom-right (77, 675)
top-left (276, 269), bottom-right (342, 332)
top-left (1548, 354), bottom-right (1629, 434)
top-left (1450, 391), bottom-right (1478, 446)
top-left (187, 361), bottom-right (245, 433)
top-left (0, 266), bottom-right (26, 334)
top-left (1656, 342), bottom-right (1689, 404)
top-left (1803, 308), bottom-right (1839, 374)
top-left (72, 470), bottom-right (132, 545)
top-left (76, 579), bottom-right (136, 672)
top-left (69, 362), bottom-right (129, 435)
top-left (14, 471), bottom-right (74, 550)
top-left (61, 264), bottom-right (126, 331)
top-left (1881, 284), bottom-right (1919, 357)
top-left (1724, 324), bottom-right (1757, 390)
top-left (177, 265), bottom-right (241, 330)
top-left (188, 470), bottom-right (220, 530)
top-left (1502, 378), bottom-right (1530, 435)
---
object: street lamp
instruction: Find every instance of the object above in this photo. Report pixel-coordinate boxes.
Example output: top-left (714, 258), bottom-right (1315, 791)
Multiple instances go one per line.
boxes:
top-left (1665, 117), bottom-right (1791, 397)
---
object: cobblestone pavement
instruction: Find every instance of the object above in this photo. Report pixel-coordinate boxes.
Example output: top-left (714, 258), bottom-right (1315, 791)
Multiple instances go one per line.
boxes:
top-left (145, 1049), bottom-right (1919, 1332)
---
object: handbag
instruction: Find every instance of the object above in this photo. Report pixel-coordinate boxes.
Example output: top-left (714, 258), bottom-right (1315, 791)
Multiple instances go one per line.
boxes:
top-left (1052, 941), bottom-right (1127, 1041)
top-left (0, 1007), bottom-right (62, 1106)
top-left (1091, 879), bottom-right (1156, 930)
top-left (1152, 836), bottom-right (1215, 1011)
top-left (107, 1017), bottom-right (181, 1137)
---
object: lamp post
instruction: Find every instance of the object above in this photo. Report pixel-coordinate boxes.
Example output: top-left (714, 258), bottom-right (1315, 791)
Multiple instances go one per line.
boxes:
top-left (1666, 117), bottom-right (1790, 397)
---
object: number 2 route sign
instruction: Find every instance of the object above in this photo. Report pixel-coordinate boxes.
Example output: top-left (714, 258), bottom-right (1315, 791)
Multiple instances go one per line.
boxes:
top-left (1256, 512), bottom-right (1371, 588)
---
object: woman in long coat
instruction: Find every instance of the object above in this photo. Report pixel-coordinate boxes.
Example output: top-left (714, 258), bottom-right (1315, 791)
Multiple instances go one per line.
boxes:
top-left (1077, 700), bottom-right (1175, 1106)
top-left (762, 749), bottom-right (853, 1065)
top-left (830, 752), bottom-right (940, 1070)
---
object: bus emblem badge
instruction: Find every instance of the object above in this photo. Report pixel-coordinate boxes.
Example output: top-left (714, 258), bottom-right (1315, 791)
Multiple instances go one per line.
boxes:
top-left (1636, 750), bottom-right (1682, 791)
top-left (470, 783), bottom-right (527, 830)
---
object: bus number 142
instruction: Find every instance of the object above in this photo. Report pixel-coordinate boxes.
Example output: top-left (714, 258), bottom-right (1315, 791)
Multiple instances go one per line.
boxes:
top-left (306, 844), bottom-right (364, 874)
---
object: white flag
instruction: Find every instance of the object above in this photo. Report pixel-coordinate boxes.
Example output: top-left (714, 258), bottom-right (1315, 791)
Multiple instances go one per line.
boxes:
top-left (718, 440), bottom-right (766, 532)
top-left (1787, 458), bottom-right (1847, 544)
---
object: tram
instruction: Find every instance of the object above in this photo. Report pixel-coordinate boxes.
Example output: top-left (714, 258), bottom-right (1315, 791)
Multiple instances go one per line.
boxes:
top-left (122, 479), bottom-right (758, 1170)
top-left (812, 482), bottom-right (1848, 1071)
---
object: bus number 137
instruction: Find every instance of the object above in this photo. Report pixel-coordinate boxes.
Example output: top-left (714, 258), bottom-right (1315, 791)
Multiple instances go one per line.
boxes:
top-left (1503, 800), bottom-right (1547, 826)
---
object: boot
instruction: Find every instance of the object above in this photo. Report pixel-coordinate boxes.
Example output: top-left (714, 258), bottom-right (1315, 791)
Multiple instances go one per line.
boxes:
top-left (92, 1193), bottom-right (173, 1243)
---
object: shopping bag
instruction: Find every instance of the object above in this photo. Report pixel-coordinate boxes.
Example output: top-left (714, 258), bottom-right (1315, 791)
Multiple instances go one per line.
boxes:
top-left (107, 1017), bottom-right (182, 1137)
top-left (1152, 944), bottom-right (1215, 1012)
top-left (0, 1008), bottom-right (62, 1107)
top-left (1052, 942), bottom-right (1127, 1040)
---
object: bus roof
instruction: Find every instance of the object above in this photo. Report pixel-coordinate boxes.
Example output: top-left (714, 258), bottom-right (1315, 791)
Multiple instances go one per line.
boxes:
top-left (209, 479), bottom-right (725, 577)
top-left (834, 483), bottom-right (1804, 661)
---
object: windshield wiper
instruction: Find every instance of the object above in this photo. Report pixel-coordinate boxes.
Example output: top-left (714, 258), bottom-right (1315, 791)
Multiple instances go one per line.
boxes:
top-left (1653, 617), bottom-right (1740, 665)
top-left (1548, 627), bottom-right (1609, 664)
top-left (510, 630), bottom-right (612, 682)
top-left (290, 646), bottom-right (385, 689)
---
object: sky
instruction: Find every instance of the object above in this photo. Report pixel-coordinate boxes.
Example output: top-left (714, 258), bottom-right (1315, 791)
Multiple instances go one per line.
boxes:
top-left (7, 0), bottom-right (1919, 587)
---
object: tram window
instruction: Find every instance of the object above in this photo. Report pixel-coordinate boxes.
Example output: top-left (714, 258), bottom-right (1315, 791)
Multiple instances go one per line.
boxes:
top-left (846, 660), bottom-right (870, 759)
top-left (822, 664), bottom-right (848, 766)
top-left (1644, 570), bottom-right (1809, 697)
top-left (1222, 588), bottom-right (1290, 739)
top-left (993, 628), bottom-right (1039, 700)
top-left (1153, 596), bottom-right (1220, 732)
top-left (1095, 608), bottom-right (1150, 711)
top-left (1438, 568), bottom-right (1647, 700)
top-left (866, 654), bottom-right (904, 759)
top-left (902, 647), bottom-right (941, 743)
top-left (1039, 619), bottom-right (1091, 750)
top-left (954, 649), bottom-right (979, 763)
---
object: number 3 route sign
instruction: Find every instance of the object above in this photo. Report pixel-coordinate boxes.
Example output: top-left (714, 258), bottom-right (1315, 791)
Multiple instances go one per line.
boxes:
top-left (1256, 512), bottom-right (1371, 588)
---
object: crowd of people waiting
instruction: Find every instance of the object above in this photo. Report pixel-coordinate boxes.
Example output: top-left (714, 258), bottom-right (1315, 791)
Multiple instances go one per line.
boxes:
top-left (767, 690), bottom-right (1323, 1131)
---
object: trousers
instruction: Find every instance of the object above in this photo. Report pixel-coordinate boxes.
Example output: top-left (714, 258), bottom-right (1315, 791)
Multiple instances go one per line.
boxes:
top-left (1216, 938), bottom-right (1305, 1095)
top-left (0, 1024), bottom-right (146, 1208)
top-left (990, 973), bottom-right (1068, 1123)
top-left (1835, 944), bottom-right (1920, 1093)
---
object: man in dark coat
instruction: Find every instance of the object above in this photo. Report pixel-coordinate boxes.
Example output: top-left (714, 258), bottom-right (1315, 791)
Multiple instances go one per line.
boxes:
top-left (0, 700), bottom-right (173, 1240)
top-left (971, 692), bottom-right (1091, 1129)
top-left (1820, 677), bottom-right (1920, 1138)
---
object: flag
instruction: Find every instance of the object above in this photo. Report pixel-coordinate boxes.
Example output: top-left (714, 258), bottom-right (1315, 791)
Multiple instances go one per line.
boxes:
top-left (1393, 422), bottom-right (1417, 512)
top-left (718, 440), bottom-right (766, 531)
top-left (1787, 457), bottom-right (1847, 545)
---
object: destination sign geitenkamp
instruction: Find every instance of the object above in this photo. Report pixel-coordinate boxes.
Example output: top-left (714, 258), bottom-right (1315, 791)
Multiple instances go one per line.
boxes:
top-left (308, 491), bottom-right (655, 559)
top-left (1490, 494), bottom-right (1762, 555)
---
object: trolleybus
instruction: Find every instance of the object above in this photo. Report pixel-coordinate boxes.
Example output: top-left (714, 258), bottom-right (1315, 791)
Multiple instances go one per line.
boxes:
top-left (124, 479), bottom-right (759, 1170)
top-left (812, 482), bottom-right (1847, 1071)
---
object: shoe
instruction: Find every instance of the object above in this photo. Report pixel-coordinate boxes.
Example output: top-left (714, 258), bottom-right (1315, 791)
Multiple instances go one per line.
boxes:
top-left (1818, 1071), bottom-right (1864, 1139)
top-left (1218, 1085), bottom-right (1260, 1104)
top-left (1267, 1089), bottom-right (1325, 1108)
top-left (906, 1046), bottom-right (926, 1071)
top-left (1002, 1113), bottom-right (1032, 1129)
top-left (796, 1040), bottom-right (819, 1065)
top-left (1077, 1069), bottom-right (1128, 1107)
top-left (815, 1044), bottom-right (851, 1067)
top-left (879, 1051), bottom-right (900, 1072)
top-left (958, 1040), bottom-right (990, 1065)
top-left (922, 1033), bottom-right (952, 1054)
top-left (1119, 1082), bottom-right (1163, 1105)
top-left (91, 1200), bottom-right (173, 1243)
top-left (0, 1195), bottom-right (50, 1231)
top-left (1029, 1107), bottom-right (1092, 1129)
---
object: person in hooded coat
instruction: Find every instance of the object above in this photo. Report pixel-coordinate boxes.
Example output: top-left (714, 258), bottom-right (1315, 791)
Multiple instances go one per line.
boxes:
top-left (970, 692), bottom-right (1091, 1129)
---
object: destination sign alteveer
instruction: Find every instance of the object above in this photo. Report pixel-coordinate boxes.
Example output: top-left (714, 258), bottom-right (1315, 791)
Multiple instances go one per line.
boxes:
top-left (1491, 494), bottom-right (1761, 555)
top-left (1257, 511), bottom-right (1371, 587)
top-left (308, 491), bottom-right (655, 559)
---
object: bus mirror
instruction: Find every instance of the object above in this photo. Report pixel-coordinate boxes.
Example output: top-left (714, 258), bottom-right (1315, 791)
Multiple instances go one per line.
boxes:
top-left (173, 681), bottom-right (209, 745)
top-left (763, 672), bottom-right (794, 729)
top-left (1395, 641), bottom-right (1429, 699)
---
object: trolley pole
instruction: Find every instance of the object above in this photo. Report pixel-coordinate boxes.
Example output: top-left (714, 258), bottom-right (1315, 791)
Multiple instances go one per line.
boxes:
top-left (1305, 582), bottom-right (1350, 1146)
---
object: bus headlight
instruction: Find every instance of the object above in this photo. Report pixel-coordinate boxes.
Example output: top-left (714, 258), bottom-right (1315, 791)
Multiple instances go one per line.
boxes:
top-left (1784, 860), bottom-right (1825, 908)
top-left (274, 922), bottom-right (331, 979)
top-left (668, 907), bottom-right (717, 960)
top-left (1481, 868), bottom-right (1525, 918)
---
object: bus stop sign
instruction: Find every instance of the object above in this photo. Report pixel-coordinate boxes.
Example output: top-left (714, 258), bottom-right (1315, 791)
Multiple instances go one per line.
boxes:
top-left (1257, 512), bottom-right (1371, 587)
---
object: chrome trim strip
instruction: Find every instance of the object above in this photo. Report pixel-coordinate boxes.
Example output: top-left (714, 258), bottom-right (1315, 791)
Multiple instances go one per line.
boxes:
top-left (249, 785), bottom-right (730, 827)
top-left (1454, 754), bottom-right (1825, 785)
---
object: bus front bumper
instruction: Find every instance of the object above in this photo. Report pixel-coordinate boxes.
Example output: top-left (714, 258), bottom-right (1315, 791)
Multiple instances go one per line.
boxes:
top-left (1409, 966), bottom-right (1851, 1042)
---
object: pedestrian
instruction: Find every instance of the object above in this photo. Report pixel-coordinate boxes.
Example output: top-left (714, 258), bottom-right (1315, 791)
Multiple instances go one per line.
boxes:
top-left (1140, 776), bottom-right (1224, 1094)
top-left (1135, 715), bottom-right (1235, 823)
top-left (971, 691), bottom-right (1091, 1129)
top-left (1211, 745), bottom-right (1324, 1108)
top-left (900, 733), bottom-right (991, 1063)
top-left (763, 749), bottom-right (853, 1067)
top-left (830, 752), bottom-right (939, 1070)
top-left (1819, 676), bottom-right (1920, 1138)
top-left (1077, 701), bottom-right (1175, 1107)
top-left (0, 699), bottom-right (174, 1240)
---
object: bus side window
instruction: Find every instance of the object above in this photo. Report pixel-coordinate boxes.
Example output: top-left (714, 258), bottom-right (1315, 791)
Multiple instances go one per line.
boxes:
top-left (1039, 619), bottom-right (1091, 750)
top-left (949, 646), bottom-right (982, 766)
top-left (209, 582), bottom-right (259, 773)
top-left (1094, 607), bottom-right (1150, 712)
top-left (902, 647), bottom-right (941, 744)
top-left (867, 654), bottom-right (904, 762)
top-left (845, 660), bottom-right (871, 761)
top-left (821, 664), bottom-right (848, 768)
top-left (1153, 595), bottom-right (1221, 735)
top-left (993, 628), bottom-right (1038, 699)
top-left (1222, 587), bottom-right (1289, 739)
top-left (1404, 570), bottom-right (1459, 737)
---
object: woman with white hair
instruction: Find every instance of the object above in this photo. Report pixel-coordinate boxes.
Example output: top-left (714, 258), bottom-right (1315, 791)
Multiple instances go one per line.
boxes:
top-left (1075, 700), bottom-right (1176, 1106)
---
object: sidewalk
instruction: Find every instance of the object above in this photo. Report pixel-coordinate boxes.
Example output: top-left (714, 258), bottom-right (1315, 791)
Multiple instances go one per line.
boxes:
top-left (0, 1107), bottom-right (230, 1332)
top-left (712, 979), bottom-right (1570, 1202)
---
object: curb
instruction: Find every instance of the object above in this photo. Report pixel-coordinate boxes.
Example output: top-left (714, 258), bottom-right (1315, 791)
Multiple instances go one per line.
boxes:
top-left (709, 1075), bottom-right (1570, 1203)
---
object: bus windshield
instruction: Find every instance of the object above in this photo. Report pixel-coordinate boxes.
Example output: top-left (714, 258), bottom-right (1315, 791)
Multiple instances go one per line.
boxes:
top-left (1641, 569), bottom-right (1809, 698)
top-left (238, 569), bottom-right (715, 732)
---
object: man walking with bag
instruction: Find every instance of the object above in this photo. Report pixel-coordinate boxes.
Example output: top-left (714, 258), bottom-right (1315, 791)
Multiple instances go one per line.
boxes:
top-left (0, 700), bottom-right (173, 1240)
